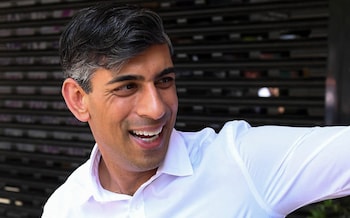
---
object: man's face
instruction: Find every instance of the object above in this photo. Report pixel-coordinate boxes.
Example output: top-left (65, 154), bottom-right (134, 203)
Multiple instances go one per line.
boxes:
top-left (84, 44), bottom-right (178, 173)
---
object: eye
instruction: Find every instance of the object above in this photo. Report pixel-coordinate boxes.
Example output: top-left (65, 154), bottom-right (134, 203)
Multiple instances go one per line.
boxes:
top-left (155, 76), bottom-right (175, 89)
top-left (113, 83), bottom-right (138, 97)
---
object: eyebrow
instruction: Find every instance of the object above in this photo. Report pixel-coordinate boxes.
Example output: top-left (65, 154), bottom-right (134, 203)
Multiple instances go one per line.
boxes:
top-left (106, 67), bottom-right (176, 85)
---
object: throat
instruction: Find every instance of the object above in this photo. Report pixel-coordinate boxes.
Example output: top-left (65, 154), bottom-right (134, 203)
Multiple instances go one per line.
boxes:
top-left (98, 157), bottom-right (156, 196)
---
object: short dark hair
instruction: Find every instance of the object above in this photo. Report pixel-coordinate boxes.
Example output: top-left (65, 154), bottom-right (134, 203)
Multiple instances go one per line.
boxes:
top-left (59, 3), bottom-right (173, 92)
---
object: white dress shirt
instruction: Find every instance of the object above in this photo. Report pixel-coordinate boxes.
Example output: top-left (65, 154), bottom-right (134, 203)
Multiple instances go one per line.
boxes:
top-left (42, 120), bottom-right (350, 218)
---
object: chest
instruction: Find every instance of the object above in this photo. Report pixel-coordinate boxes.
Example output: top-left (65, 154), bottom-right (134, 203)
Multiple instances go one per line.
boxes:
top-left (76, 165), bottom-right (279, 218)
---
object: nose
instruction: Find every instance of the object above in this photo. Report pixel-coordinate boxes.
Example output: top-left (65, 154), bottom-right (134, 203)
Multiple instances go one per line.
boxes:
top-left (136, 84), bottom-right (166, 120)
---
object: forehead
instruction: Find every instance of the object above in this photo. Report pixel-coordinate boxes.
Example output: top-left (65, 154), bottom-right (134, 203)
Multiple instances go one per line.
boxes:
top-left (112, 44), bottom-right (173, 76)
top-left (90, 44), bottom-right (174, 85)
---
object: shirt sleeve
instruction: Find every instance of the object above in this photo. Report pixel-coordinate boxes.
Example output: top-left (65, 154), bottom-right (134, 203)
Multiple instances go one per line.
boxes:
top-left (235, 122), bottom-right (350, 215)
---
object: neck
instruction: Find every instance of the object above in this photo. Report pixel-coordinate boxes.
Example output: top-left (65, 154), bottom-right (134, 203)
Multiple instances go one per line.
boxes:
top-left (98, 157), bottom-right (157, 196)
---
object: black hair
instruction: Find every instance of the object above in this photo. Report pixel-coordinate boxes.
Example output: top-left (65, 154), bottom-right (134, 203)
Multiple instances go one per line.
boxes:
top-left (59, 3), bottom-right (173, 92)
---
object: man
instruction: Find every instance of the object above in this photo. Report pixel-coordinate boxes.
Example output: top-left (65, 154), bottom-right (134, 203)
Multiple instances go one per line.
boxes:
top-left (42, 3), bottom-right (350, 218)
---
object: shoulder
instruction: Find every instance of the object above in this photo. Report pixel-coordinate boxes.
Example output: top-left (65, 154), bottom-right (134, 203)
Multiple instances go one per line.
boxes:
top-left (174, 120), bottom-right (251, 153)
top-left (180, 120), bottom-right (251, 140)
top-left (42, 160), bottom-right (92, 216)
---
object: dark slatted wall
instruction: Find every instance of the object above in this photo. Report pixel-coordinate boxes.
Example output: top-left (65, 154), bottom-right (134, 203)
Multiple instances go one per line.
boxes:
top-left (0, 0), bottom-right (329, 217)
top-left (169, 0), bottom-right (328, 130)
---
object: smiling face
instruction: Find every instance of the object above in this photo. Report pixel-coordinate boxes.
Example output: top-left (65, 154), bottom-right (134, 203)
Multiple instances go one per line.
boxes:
top-left (83, 44), bottom-right (178, 174)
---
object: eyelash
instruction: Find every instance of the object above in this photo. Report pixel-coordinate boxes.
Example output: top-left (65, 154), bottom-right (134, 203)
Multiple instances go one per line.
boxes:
top-left (155, 76), bottom-right (175, 88)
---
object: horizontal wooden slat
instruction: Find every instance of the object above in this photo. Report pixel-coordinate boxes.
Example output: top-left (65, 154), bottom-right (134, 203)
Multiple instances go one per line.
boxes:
top-left (159, 0), bottom-right (328, 18)
top-left (174, 39), bottom-right (327, 51)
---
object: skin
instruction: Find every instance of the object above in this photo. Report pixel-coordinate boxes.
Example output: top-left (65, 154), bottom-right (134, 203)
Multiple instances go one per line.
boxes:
top-left (62, 44), bottom-right (178, 195)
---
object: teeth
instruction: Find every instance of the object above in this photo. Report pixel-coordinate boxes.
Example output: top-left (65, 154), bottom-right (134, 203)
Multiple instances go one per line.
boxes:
top-left (139, 134), bottom-right (159, 142)
top-left (132, 127), bottom-right (163, 143)
top-left (132, 127), bottom-right (162, 137)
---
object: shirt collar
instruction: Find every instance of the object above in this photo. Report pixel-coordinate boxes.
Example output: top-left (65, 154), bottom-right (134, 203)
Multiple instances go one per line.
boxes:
top-left (157, 129), bottom-right (193, 176)
top-left (87, 129), bottom-right (193, 202)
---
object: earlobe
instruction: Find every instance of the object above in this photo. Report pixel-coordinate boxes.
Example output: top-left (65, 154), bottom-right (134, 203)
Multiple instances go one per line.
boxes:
top-left (61, 78), bottom-right (90, 122)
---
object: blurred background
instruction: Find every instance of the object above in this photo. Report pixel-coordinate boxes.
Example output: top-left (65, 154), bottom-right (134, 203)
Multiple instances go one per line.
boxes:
top-left (0, 0), bottom-right (349, 217)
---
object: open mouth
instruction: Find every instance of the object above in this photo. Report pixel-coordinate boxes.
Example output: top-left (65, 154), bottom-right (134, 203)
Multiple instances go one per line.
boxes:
top-left (130, 126), bottom-right (163, 142)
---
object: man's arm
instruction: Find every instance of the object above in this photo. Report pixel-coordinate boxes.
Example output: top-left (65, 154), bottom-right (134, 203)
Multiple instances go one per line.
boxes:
top-left (236, 124), bottom-right (350, 215)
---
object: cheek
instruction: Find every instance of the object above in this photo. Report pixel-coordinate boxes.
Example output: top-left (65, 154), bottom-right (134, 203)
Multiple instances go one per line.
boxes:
top-left (167, 91), bottom-right (178, 115)
top-left (107, 98), bottom-right (138, 126)
top-left (88, 96), bottom-right (127, 128)
top-left (172, 95), bottom-right (178, 112)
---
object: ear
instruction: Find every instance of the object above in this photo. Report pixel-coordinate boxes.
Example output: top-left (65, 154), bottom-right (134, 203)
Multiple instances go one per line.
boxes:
top-left (61, 78), bottom-right (90, 122)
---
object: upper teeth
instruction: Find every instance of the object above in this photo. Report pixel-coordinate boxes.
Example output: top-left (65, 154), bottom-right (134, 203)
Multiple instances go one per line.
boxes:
top-left (133, 127), bottom-right (162, 136)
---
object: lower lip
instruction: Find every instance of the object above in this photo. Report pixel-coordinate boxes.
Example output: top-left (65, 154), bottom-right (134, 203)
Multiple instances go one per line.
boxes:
top-left (131, 132), bottom-right (164, 150)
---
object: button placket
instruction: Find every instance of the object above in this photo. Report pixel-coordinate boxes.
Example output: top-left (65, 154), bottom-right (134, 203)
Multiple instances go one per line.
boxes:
top-left (129, 194), bottom-right (145, 218)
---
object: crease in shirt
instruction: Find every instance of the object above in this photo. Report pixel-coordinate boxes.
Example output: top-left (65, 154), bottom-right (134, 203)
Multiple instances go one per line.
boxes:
top-left (224, 122), bottom-right (285, 218)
